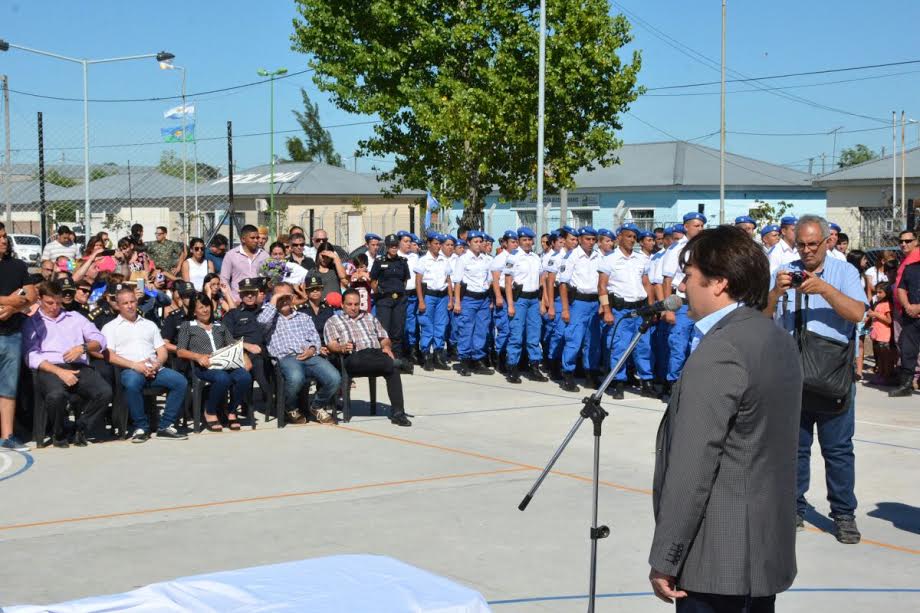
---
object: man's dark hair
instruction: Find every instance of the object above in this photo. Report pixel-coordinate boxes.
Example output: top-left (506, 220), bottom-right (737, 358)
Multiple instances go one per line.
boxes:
top-left (680, 225), bottom-right (770, 311)
top-left (130, 223), bottom-right (143, 236)
top-left (342, 289), bottom-right (360, 302)
top-left (654, 227), bottom-right (665, 234)
top-left (837, 232), bottom-right (849, 244)
top-left (210, 233), bottom-right (229, 248)
top-left (38, 280), bottom-right (64, 298)
top-left (268, 241), bottom-right (286, 253)
top-left (899, 229), bottom-right (916, 240)
top-left (117, 236), bottom-right (135, 250)
top-left (156, 226), bottom-right (168, 234)
top-left (57, 225), bottom-right (72, 236)
top-left (240, 224), bottom-right (259, 237)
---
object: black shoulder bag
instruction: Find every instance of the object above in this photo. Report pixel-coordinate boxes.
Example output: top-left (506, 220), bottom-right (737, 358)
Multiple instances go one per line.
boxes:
top-left (794, 293), bottom-right (855, 414)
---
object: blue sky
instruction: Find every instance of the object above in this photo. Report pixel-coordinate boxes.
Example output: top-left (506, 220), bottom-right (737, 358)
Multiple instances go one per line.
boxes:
top-left (2, 0), bottom-right (920, 176)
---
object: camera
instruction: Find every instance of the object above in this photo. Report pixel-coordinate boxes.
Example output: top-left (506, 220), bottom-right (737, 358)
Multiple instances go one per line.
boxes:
top-left (789, 271), bottom-right (807, 288)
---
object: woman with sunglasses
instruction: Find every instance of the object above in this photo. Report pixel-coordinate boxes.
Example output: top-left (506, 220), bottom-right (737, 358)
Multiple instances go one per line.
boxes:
top-left (181, 237), bottom-right (215, 292)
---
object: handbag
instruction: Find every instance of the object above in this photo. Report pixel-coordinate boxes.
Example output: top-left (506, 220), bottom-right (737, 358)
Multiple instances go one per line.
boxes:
top-left (209, 340), bottom-right (246, 371)
top-left (794, 293), bottom-right (855, 414)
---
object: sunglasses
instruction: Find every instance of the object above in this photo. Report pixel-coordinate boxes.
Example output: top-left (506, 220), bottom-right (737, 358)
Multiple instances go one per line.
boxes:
top-left (292, 242), bottom-right (305, 247)
top-left (76, 287), bottom-right (90, 293)
top-left (899, 239), bottom-right (916, 244)
top-left (313, 237), bottom-right (327, 243)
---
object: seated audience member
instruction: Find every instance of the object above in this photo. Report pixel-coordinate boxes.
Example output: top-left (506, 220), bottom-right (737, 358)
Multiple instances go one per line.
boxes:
top-left (23, 281), bottom-right (112, 447)
top-left (161, 281), bottom-right (197, 353)
top-left (60, 277), bottom-right (89, 317)
top-left (302, 275), bottom-right (337, 336)
top-left (202, 273), bottom-right (236, 320)
top-left (324, 289), bottom-right (412, 427)
top-left (176, 293), bottom-right (252, 432)
top-left (222, 277), bottom-right (271, 402)
top-left (257, 282), bottom-right (341, 424)
top-left (101, 287), bottom-right (188, 443)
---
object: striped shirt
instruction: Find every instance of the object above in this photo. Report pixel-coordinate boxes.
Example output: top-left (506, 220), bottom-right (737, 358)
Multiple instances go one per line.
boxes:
top-left (257, 303), bottom-right (322, 358)
top-left (323, 312), bottom-right (388, 352)
top-left (41, 240), bottom-right (81, 262)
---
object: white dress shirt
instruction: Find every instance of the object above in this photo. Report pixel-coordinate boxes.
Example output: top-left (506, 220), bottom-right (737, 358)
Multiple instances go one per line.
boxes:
top-left (398, 251), bottom-right (420, 290)
top-left (451, 251), bottom-right (492, 293)
top-left (648, 250), bottom-right (666, 285)
top-left (768, 239), bottom-right (799, 274)
top-left (661, 236), bottom-right (689, 294)
top-left (557, 247), bottom-right (601, 294)
top-left (489, 249), bottom-right (512, 286)
top-left (827, 248), bottom-right (846, 262)
top-left (413, 251), bottom-right (451, 292)
top-left (598, 247), bottom-right (649, 302)
top-left (505, 248), bottom-right (542, 292)
top-left (101, 315), bottom-right (164, 362)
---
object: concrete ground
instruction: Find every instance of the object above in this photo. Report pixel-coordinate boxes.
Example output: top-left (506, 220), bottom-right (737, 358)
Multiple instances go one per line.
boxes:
top-left (1, 371), bottom-right (918, 612)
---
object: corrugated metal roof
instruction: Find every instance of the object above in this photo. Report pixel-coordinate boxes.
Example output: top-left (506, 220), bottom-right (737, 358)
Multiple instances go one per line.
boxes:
top-left (572, 141), bottom-right (817, 189)
top-left (813, 148), bottom-right (920, 184)
top-left (44, 169), bottom-right (190, 201)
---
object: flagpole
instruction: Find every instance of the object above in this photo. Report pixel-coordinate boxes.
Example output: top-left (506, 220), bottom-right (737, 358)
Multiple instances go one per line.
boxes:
top-left (181, 68), bottom-right (188, 241)
top-left (536, 0), bottom-right (546, 239)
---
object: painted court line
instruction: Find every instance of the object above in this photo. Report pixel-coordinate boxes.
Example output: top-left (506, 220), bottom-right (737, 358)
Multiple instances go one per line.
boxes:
top-left (0, 467), bottom-right (531, 533)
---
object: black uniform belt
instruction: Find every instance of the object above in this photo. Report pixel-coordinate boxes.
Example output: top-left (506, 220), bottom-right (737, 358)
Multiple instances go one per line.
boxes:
top-left (608, 294), bottom-right (646, 310)
top-left (462, 288), bottom-right (489, 299)
top-left (517, 290), bottom-right (541, 300)
top-left (573, 292), bottom-right (599, 302)
top-left (376, 291), bottom-right (406, 300)
top-left (424, 288), bottom-right (449, 298)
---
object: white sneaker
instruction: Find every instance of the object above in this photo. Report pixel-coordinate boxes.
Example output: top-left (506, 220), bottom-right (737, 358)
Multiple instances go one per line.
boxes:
top-left (131, 429), bottom-right (149, 444)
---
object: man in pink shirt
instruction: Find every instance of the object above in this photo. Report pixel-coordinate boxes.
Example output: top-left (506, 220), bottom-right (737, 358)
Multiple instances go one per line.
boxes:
top-left (220, 225), bottom-right (268, 301)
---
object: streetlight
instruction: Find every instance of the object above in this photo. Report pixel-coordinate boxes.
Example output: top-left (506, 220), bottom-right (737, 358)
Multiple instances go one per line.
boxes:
top-left (159, 59), bottom-right (197, 238)
top-left (257, 67), bottom-right (287, 239)
top-left (0, 38), bottom-right (173, 238)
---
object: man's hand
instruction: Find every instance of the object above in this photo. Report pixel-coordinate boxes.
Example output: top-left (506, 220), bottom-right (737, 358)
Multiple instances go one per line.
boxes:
top-left (319, 346), bottom-right (330, 356)
top-left (539, 301), bottom-right (547, 316)
top-left (547, 305), bottom-right (555, 319)
top-left (342, 341), bottom-right (355, 353)
top-left (417, 299), bottom-right (426, 314)
top-left (382, 346), bottom-right (395, 360)
top-left (63, 345), bottom-right (84, 363)
top-left (773, 271), bottom-right (794, 294)
top-left (453, 302), bottom-right (462, 315)
top-left (602, 310), bottom-right (614, 325)
top-left (56, 368), bottom-right (79, 387)
top-left (649, 568), bottom-right (686, 604)
top-left (507, 304), bottom-right (516, 319)
top-left (196, 355), bottom-right (211, 368)
top-left (495, 295), bottom-right (504, 308)
top-left (131, 361), bottom-right (149, 376)
top-left (561, 308), bottom-right (570, 324)
top-left (296, 347), bottom-right (317, 361)
top-left (797, 273), bottom-right (830, 297)
top-left (661, 311), bottom-right (676, 325)
top-left (243, 343), bottom-right (262, 355)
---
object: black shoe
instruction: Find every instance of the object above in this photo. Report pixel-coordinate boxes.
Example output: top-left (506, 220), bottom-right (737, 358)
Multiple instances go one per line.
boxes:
top-left (561, 372), bottom-right (580, 393)
top-left (423, 353), bottom-right (435, 372)
top-left (458, 359), bottom-right (473, 377)
top-left (888, 380), bottom-right (913, 397)
top-left (833, 516), bottom-right (861, 544)
top-left (640, 380), bottom-right (655, 398)
top-left (73, 429), bottom-right (89, 447)
top-left (447, 346), bottom-right (459, 362)
top-left (607, 381), bottom-right (625, 400)
top-left (131, 428), bottom-right (149, 443)
top-left (471, 360), bottom-right (494, 375)
top-left (396, 358), bottom-right (415, 375)
top-left (497, 352), bottom-right (507, 375)
top-left (506, 366), bottom-right (522, 384)
top-left (549, 360), bottom-right (563, 381)
top-left (433, 351), bottom-right (451, 370)
top-left (156, 426), bottom-right (189, 440)
top-left (52, 436), bottom-right (69, 449)
top-left (659, 381), bottom-right (673, 402)
top-left (526, 362), bottom-right (549, 382)
top-left (796, 514), bottom-right (805, 531)
top-left (584, 370), bottom-right (602, 390)
top-left (390, 412), bottom-right (412, 427)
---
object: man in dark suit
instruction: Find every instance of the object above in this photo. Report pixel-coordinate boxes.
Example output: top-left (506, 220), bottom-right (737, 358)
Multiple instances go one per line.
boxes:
top-left (648, 226), bottom-right (802, 613)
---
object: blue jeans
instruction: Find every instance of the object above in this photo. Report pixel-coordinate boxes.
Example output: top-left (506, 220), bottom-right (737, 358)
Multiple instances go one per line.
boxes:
top-left (120, 367), bottom-right (187, 432)
top-left (561, 299), bottom-right (601, 373)
top-left (507, 297), bottom-right (543, 365)
top-left (419, 294), bottom-right (449, 353)
top-left (277, 355), bottom-right (341, 409)
top-left (0, 333), bottom-right (21, 398)
top-left (458, 296), bottom-right (491, 360)
top-left (195, 367), bottom-right (252, 416)
top-left (797, 385), bottom-right (858, 517)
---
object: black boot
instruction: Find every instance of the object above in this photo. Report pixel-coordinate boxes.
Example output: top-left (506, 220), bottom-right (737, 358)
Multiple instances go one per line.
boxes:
top-left (506, 365), bottom-right (522, 384)
top-left (561, 371), bottom-right (580, 393)
top-left (423, 352), bottom-right (435, 372)
top-left (433, 350), bottom-right (451, 370)
top-left (640, 380), bottom-right (655, 398)
top-left (447, 345), bottom-right (458, 362)
top-left (526, 362), bottom-right (549, 382)
top-left (606, 381), bottom-right (624, 400)
top-left (472, 359), bottom-right (494, 375)
top-left (584, 370), bottom-right (601, 390)
top-left (408, 346), bottom-right (421, 366)
top-left (458, 359), bottom-right (473, 377)
top-left (659, 381), bottom-right (673, 402)
top-left (497, 351), bottom-right (507, 375)
top-left (549, 360), bottom-right (563, 381)
top-left (888, 372), bottom-right (914, 397)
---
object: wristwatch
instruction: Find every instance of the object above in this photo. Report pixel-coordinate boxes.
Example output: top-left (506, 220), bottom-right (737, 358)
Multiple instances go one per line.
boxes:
top-left (81, 342), bottom-right (89, 354)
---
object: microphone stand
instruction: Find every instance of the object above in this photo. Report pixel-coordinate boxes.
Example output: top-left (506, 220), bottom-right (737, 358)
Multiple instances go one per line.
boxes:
top-left (519, 312), bottom-right (656, 613)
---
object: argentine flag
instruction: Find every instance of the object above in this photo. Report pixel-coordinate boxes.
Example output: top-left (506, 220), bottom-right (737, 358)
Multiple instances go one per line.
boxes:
top-left (164, 104), bottom-right (196, 119)
top-left (424, 191), bottom-right (440, 231)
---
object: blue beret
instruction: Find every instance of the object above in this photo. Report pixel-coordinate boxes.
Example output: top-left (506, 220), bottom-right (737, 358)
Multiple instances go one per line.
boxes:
top-left (683, 211), bottom-right (707, 224)
top-left (548, 230), bottom-right (560, 241)
top-left (457, 239), bottom-right (468, 247)
top-left (638, 230), bottom-right (654, 240)
top-left (829, 222), bottom-right (842, 233)
top-left (426, 233), bottom-right (443, 242)
top-left (466, 230), bottom-right (483, 240)
top-left (780, 216), bottom-right (798, 227)
top-left (517, 226), bottom-right (536, 239)
top-left (760, 224), bottom-right (780, 237)
top-left (483, 234), bottom-right (494, 243)
top-left (442, 234), bottom-right (457, 244)
top-left (559, 225), bottom-right (577, 236)
top-left (670, 224), bottom-right (686, 235)
top-left (734, 215), bottom-right (756, 227)
top-left (502, 229), bottom-right (518, 241)
top-left (577, 226), bottom-right (598, 237)
top-left (618, 223), bottom-right (641, 235)
top-left (597, 228), bottom-right (616, 240)
top-left (364, 233), bottom-right (382, 242)
top-left (662, 227), bottom-right (673, 237)
top-left (408, 233), bottom-right (421, 243)
top-left (396, 230), bottom-right (411, 239)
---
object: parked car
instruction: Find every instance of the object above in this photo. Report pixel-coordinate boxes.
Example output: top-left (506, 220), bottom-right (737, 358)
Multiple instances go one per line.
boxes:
top-left (9, 234), bottom-right (42, 265)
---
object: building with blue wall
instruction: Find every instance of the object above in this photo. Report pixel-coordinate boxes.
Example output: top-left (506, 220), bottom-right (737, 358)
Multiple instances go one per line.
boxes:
top-left (446, 141), bottom-right (826, 234)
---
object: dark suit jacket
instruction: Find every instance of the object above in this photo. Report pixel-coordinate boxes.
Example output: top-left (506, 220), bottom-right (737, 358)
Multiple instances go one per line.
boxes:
top-left (650, 306), bottom-right (802, 597)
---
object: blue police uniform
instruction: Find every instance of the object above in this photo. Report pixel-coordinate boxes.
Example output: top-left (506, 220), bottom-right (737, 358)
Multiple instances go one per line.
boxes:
top-left (504, 228), bottom-right (547, 382)
top-left (660, 215), bottom-right (703, 383)
top-left (558, 227), bottom-right (602, 388)
top-left (396, 231), bottom-right (421, 362)
top-left (451, 231), bottom-right (494, 374)
top-left (540, 232), bottom-right (561, 352)
top-left (647, 231), bottom-right (670, 383)
top-left (415, 234), bottom-right (452, 369)
top-left (489, 230), bottom-right (518, 367)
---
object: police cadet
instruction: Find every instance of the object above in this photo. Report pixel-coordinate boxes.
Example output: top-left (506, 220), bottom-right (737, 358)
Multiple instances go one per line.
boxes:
top-left (638, 229), bottom-right (657, 258)
top-left (504, 227), bottom-right (548, 384)
top-left (734, 215), bottom-right (757, 239)
top-left (223, 277), bottom-right (271, 400)
top-left (396, 231), bottom-right (421, 365)
top-left (595, 228), bottom-right (617, 369)
top-left (415, 232), bottom-right (452, 371)
top-left (768, 215), bottom-right (799, 273)
top-left (760, 223), bottom-right (781, 252)
top-left (661, 212), bottom-right (706, 396)
top-left (61, 277), bottom-right (89, 317)
top-left (545, 226), bottom-right (579, 381)
top-left (647, 227), bottom-right (672, 389)
top-left (558, 226), bottom-right (602, 393)
top-left (161, 280), bottom-right (197, 353)
top-left (446, 237), bottom-right (466, 360)
top-left (489, 230), bottom-right (519, 372)
top-left (827, 222), bottom-right (847, 261)
top-left (371, 234), bottom-right (412, 372)
top-left (451, 230), bottom-right (494, 376)
top-left (540, 231), bottom-right (564, 360)
top-left (598, 223), bottom-right (655, 399)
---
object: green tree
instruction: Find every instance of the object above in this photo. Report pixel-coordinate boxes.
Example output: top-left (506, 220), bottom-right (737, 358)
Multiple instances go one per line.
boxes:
top-left (39, 169), bottom-right (79, 188)
top-left (291, 0), bottom-right (641, 228)
top-left (837, 144), bottom-right (878, 169)
top-left (285, 87), bottom-right (343, 166)
top-left (158, 150), bottom-right (220, 181)
top-left (749, 199), bottom-right (793, 226)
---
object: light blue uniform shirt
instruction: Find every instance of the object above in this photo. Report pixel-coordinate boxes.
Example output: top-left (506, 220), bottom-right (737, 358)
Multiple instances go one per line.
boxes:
top-left (689, 302), bottom-right (741, 354)
top-left (771, 256), bottom-right (867, 344)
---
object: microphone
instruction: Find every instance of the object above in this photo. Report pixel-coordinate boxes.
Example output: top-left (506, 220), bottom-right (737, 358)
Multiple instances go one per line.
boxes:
top-left (624, 295), bottom-right (684, 319)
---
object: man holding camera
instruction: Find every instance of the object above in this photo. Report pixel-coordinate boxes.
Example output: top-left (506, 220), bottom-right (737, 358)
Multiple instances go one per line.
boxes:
top-left (765, 214), bottom-right (867, 544)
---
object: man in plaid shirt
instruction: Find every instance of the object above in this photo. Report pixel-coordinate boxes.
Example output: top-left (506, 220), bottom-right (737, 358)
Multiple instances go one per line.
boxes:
top-left (324, 289), bottom-right (411, 427)
top-left (258, 283), bottom-right (341, 424)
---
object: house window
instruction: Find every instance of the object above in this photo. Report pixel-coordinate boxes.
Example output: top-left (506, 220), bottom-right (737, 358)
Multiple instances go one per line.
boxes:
top-left (570, 210), bottom-right (593, 228)
top-left (628, 209), bottom-right (655, 230)
top-left (517, 211), bottom-right (537, 228)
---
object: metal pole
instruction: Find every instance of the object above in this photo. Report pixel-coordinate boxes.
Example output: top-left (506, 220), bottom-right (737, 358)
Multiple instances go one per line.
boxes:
top-left (559, 187), bottom-right (568, 229)
top-left (719, 0), bottom-right (726, 225)
top-left (82, 60), bottom-right (91, 238)
top-left (269, 75), bottom-right (276, 240)
top-left (181, 68), bottom-right (188, 241)
top-left (902, 110), bottom-right (908, 228)
top-left (227, 121), bottom-right (234, 247)
top-left (536, 0), bottom-right (546, 239)
top-left (893, 111), bottom-right (898, 223)
top-left (2, 75), bottom-right (10, 229)
top-left (38, 112), bottom-right (46, 249)
top-left (128, 159), bottom-right (133, 220)
top-left (193, 135), bottom-right (200, 237)
top-left (830, 126), bottom-right (843, 167)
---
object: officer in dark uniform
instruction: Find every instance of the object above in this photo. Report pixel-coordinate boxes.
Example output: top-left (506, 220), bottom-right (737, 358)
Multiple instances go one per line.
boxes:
top-left (61, 277), bottom-right (89, 317)
top-left (161, 281), bottom-right (197, 352)
top-left (370, 234), bottom-right (412, 372)
top-left (223, 277), bottom-right (271, 400)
